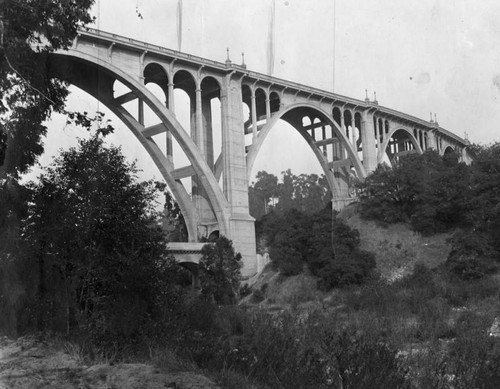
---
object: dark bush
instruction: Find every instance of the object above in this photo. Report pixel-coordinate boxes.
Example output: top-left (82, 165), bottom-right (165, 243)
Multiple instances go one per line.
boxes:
top-left (317, 249), bottom-right (376, 290)
top-left (251, 289), bottom-right (265, 303)
top-left (270, 244), bottom-right (304, 276)
top-left (446, 230), bottom-right (499, 280)
top-left (199, 236), bottom-right (242, 304)
top-left (357, 151), bottom-right (472, 235)
top-left (238, 283), bottom-right (252, 297)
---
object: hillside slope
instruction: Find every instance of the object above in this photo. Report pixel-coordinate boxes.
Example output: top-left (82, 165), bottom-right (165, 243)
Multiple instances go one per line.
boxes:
top-left (343, 213), bottom-right (453, 281)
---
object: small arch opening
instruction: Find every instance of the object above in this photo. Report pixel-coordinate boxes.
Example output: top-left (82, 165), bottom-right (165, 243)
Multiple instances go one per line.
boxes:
top-left (383, 128), bottom-right (419, 166)
top-left (270, 91), bottom-right (280, 113)
top-left (255, 88), bottom-right (267, 120)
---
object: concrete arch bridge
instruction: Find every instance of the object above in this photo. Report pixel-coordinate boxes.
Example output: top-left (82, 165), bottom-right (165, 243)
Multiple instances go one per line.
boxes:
top-left (49, 28), bottom-right (472, 276)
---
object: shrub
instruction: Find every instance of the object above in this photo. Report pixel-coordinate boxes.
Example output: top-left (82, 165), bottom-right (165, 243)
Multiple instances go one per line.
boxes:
top-left (238, 283), bottom-right (252, 298)
top-left (446, 230), bottom-right (500, 280)
top-left (270, 244), bottom-right (304, 276)
top-left (317, 249), bottom-right (376, 290)
top-left (251, 289), bottom-right (265, 303)
top-left (199, 236), bottom-right (242, 304)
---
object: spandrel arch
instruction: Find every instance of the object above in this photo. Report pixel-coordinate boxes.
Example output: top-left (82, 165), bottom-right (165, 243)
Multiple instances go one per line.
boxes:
top-left (246, 103), bottom-right (366, 203)
top-left (378, 127), bottom-right (423, 165)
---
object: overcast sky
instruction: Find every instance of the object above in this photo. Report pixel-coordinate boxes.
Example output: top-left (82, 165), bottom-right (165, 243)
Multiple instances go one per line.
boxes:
top-left (33, 0), bottom-right (500, 183)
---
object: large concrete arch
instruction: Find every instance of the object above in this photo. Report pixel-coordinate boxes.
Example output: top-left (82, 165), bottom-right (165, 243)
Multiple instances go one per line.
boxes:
top-left (246, 103), bottom-right (366, 198)
top-left (49, 51), bottom-right (231, 240)
top-left (378, 127), bottom-right (423, 164)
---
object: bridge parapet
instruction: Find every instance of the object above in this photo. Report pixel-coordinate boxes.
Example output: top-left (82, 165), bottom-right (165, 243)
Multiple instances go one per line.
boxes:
top-left (73, 28), bottom-right (470, 152)
top-left (167, 242), bottom-right (206, 264)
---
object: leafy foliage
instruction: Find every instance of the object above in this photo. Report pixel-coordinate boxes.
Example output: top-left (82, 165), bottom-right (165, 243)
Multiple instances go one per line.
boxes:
top-left (19, 135), bottom-right (177, 339)
top-left (161, 190), bottom-right (188, 242)
top-left (199, 236), bottom-right (242, 304)
top-left (0, 0), bottom-right (95, 178)
top-left (357, 150), bottom-right (471, 235)
top-left (445, 143), bottom-right (500, 279)
top-left (261, 207), bottom-right (376, 288)
top-left (249, 169), bottom-right (331, 219)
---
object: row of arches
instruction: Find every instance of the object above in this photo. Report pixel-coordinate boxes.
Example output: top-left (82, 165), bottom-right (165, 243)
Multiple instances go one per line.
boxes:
top-left (137, 62), bottom-right (464, 216)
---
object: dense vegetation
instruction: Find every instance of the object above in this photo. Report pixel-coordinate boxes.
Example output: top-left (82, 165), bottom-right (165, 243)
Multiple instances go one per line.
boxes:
top-left (357, 147), bottom-right (500, 280)
top-left (249, 169), bottom-right (331, 219)
top-left (256, 207), bottom-right (376, 289)
top-left (2, 2), bottom-right (500, 387)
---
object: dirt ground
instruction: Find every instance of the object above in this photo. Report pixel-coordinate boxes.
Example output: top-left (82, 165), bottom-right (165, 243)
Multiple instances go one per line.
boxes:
top-left (0, 336), bottom-right (218, 389)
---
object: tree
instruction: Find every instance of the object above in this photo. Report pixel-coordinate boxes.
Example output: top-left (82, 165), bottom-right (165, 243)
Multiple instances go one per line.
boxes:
top-left (162, 190), bottom-right (188, 242)
top-left (198, 236), bottom-right (242, 304)
top-left (261, 206), bottom-right (376, 288)
top-left (20, 134), bottom-right (173, 337)
top-left (249, 170), bottom-right (331, 220)
top-left (249, 171), bottom-right (279, 218)
top-left (276, 169), bottom-right (295, 213)
top-left (0, 0), bottom-right (95, 180)
top-left (0, 2), bottom-right (96, 308)
top-left (446, 143), bottom-right (500, 278)
top-left (357, 151), bottom-right (472, 234)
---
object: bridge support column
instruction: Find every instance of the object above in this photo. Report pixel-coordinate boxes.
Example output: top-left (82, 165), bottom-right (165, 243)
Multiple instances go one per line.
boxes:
top-left (166, 82), bottom-right (175, 164)
top-left (361, 111), bottom-right (378, 174)
top-left (251, 89), bottom-right (258, 142)
top-left (221, 74), bottom-right (256, 277)
top-left (427, 129), bottom-right (437, 150)
top-left (192, 86), bottom-right (218, 237)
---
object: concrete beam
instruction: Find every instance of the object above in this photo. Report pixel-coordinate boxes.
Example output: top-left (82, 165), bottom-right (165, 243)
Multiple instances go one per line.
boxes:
top-left (141, 123), bottom-right (168, 138)
top-left (315, 137), bottom-right (340, 147)
top-left (114, 91), bottom-right (137, 105)
top-left (303, 120), bottom-right (328, 131)
top-left (328, 158), bottom-right (353, 169)
top-left (393, 149), bottom-right (417, 159)
top-left (172, 165), bottom-right (196, 180)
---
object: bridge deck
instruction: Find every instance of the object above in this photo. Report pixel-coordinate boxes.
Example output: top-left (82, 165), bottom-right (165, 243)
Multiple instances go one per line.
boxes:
top-left (76, 28), bottom-right (467, 146)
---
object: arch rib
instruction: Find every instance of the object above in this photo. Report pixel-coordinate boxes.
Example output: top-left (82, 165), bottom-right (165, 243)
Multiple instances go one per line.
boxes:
top-left (51, 51), bottom-right (231, 239)
top-left (246, 103), bottom-right (366, 179)
top-left (245, 103), bottom-right (366, 202)
top-left (378, 127), bottom-right (423, 165)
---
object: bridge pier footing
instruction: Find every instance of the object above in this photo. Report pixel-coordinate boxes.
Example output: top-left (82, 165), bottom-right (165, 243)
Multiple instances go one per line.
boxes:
top-left (229, 216), bottom-right (257, 277)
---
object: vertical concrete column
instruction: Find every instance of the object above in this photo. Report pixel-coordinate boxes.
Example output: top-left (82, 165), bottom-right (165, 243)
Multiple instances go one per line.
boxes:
top-left (374, 116), bottom-right (380, 156)
top-left (166, 82), bottom-right (175, 163)
top-left (351, 110), bottom-right (357, 147)
top-left (461, 146), bottom-right (467, 163)
top-left (340, 110), bottom-right (345, 131)
top-left (193, 81), bottom-right (216, 230)
top-left (265, 93), bottom-right (271, 119)
top-left (220, 73), bottom-right (256, 276)
top-left (340, 110), bottom-right (347, 145)
top-left (322, 126), bottom-right (327, 157)
top-left (427, 129), bottom-right (437, 150)
top-left (138, 99), bottom-right (144, 126)
top-left (195, 85), bottom-right (204, 157)
top-left (202, 97), bottom-right (214, 167)
top-left (167, 82), bottom-right (175, 112)
top-left (361, 110), bottom-right (378, 174)
top-left (251, 89), bottom-right (258, 142)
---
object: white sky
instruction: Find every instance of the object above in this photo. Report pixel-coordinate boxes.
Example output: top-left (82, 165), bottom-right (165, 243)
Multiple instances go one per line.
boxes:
top-left (31, 0), bottom-right (500, 185)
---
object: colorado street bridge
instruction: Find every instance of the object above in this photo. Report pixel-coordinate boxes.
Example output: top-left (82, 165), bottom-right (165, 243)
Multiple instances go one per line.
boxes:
top-left (49, 28), bottom-right (471, 276)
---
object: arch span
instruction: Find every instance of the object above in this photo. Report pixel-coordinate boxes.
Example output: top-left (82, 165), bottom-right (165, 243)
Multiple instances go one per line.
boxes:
top-left (378, 127), bottom-right (423, 165)
top-left (49, 51), bottom-right (231, 241)
top-left (246, 103), bottom-right (366, 199)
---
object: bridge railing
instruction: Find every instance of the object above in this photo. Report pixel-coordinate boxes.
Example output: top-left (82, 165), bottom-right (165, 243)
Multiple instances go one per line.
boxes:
top-left (76, 27), bottom-right (469, 148)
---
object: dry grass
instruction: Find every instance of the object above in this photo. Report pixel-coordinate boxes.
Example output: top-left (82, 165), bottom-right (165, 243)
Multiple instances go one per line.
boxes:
top-left (344, 214), bottom-right (452, 280)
